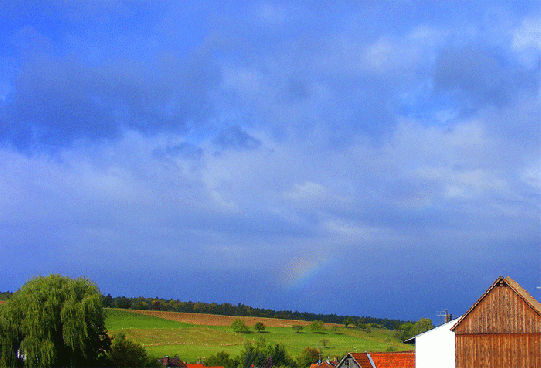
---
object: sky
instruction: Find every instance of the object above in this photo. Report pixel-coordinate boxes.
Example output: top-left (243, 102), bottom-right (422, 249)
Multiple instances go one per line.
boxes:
top-left (0, 0), bottom-right (540, 322)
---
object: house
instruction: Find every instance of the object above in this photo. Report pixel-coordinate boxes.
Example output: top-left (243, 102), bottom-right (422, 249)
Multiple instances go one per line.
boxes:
top-left (368, 352), bottom-right (415, 368)
top-left (160, 356), bottom-right (187, 368)
top-left (404, 317), bottom-right (460, 368)
top-left (451, 276), bottom-right (541, 368)
top-left (336, 351), bottom-right (415, 368)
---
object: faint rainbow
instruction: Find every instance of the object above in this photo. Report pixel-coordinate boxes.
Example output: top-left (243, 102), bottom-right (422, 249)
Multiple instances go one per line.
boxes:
top-left (280, 257), bottom-right (330, 291)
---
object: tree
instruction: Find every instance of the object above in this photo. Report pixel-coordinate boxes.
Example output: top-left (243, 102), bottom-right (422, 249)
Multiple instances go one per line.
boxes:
top-left (343, 317), bottom-right (354, 328)
top-left (297, 347), bottom-right (321, 368)
top-left (0, 274), bottom-right (110, 368)
top-left (396, 318), bottom-right (433, 341)
top-left (318, 338), bottom-right (330, 348)
top-left (254, 322), bottom-right (265, 333)
top-left (106, 333), bottom-right (158, 368)
top-left (231, 318), bottom-right (250, 333)
top-left (292, 325), bottom-right (303, 333)
top-left (309, 320), bottom-right (325, 333)
top-left (413, 318), bottom-right (433, 335)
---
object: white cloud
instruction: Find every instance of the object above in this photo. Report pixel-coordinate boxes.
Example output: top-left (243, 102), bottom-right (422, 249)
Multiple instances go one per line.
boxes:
top-left (512, 16), bottom-right (541, 51)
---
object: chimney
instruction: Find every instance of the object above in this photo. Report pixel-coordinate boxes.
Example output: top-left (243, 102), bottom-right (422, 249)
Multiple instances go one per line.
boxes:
top-left (445, 311), bottom-right (452, 323)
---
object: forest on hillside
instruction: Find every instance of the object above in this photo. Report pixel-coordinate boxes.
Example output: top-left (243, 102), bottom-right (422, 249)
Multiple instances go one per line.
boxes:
top-left (101, 294), bottom-right (409, 330)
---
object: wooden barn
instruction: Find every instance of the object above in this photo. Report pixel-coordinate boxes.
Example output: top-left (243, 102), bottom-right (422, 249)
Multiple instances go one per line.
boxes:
top-left (451, 276), bottom-right (541, 368)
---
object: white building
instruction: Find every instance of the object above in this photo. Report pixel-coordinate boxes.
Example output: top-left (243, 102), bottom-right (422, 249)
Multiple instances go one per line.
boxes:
top-left (405, 318), bottom-right (459, 368)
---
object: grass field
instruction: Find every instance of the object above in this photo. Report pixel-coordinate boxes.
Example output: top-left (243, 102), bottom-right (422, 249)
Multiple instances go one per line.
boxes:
top-left (105, 309), bottom-right (413, 362)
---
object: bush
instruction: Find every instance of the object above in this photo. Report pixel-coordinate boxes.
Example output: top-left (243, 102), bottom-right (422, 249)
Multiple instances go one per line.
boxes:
top-left (106, 333), bottom-right (159, 367)
top-left (205, 351), bottom-right (239, 368)
top-left (239, 339), bottom-right (295, 368)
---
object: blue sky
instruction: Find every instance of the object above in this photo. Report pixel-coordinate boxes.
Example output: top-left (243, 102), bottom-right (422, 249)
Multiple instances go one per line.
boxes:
top-left (0, 0), bottom-right (539, 322)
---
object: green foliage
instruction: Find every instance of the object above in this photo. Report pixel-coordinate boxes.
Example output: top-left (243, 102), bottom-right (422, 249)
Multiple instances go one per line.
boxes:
top-left (343, 317), bottom-right (354, 328)
top-left (239, 339), bottom-right (295, 368)
top-left (292, 325), bottom-right (303, 333)
top-left (106, 333), bottom-right (158, 368)
top-left (397, 318), bottom-right (433, 341)
top-left (309, 320), bottom-right (325, 333)
top-left (254, 322), bottom-right (266, 333)
top-left (297, 347), bottom-right (321, 368)
top-left (0, 274), bottom-right (110, 368)
top-left (205, 350), bottom-right (239, 368)
top-left (231, 318), bottom-right (250, 334)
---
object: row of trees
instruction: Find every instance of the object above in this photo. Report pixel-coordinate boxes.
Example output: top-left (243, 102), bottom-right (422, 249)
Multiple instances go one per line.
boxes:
top-left (231, 319), bottom-right (329, 335)
top-left (101, 295), bottom-right (408, 330)
top-left (0, 275), bottom-right (158, 368)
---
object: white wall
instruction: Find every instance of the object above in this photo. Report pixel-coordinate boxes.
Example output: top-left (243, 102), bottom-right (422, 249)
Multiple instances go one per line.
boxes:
top-left (415, 318), bottom-right (458, 368)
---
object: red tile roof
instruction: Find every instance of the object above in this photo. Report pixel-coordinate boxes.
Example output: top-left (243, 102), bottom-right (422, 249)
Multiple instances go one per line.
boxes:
top-left (310, 362), bottom-right (336, 368)
top-left (349, 353), bottom-right (373, 368)
top-left (369, 351), bottom-right (415, 368)
top-left (187, 364), bottom-right (223, 368)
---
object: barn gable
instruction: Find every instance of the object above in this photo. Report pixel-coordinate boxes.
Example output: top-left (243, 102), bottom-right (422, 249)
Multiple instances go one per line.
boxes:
top-left (452, 276), bottom-right (541, 368)
top-left (452, 276), bottom-right (541, 334)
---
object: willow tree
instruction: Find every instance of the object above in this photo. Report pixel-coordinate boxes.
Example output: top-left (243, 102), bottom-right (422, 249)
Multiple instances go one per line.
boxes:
top-left (0, 275), bottom-right (110, 368)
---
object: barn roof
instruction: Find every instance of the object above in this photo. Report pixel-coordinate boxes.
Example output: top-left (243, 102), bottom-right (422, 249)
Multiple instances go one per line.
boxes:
top-left (451, 275), bottom-right (541, 331)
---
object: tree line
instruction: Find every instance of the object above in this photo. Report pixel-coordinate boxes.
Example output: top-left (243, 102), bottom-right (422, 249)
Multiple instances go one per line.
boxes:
top-left (101, 294), bottom-right (409, 330)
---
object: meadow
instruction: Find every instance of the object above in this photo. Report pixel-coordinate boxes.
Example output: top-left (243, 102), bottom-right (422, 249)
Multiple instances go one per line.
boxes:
top-left (105, 309), bottom-right (413, 362)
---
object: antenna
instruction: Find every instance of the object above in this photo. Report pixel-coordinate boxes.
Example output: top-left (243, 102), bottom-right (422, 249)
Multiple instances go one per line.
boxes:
top-left (436, 309), bottom-right (452, 324)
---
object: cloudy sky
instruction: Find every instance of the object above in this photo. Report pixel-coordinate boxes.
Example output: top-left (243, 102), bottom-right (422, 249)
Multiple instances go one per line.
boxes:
top-left (0, 0), bottom-right (540, 322)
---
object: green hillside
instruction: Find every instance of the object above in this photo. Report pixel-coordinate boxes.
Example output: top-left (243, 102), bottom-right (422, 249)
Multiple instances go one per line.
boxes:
top-left (105, 309), bottom-right (413, 363)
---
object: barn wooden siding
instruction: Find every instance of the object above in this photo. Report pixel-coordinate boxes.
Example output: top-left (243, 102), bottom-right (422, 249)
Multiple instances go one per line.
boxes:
top-left (453, 277), bottom-right (541, 368)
